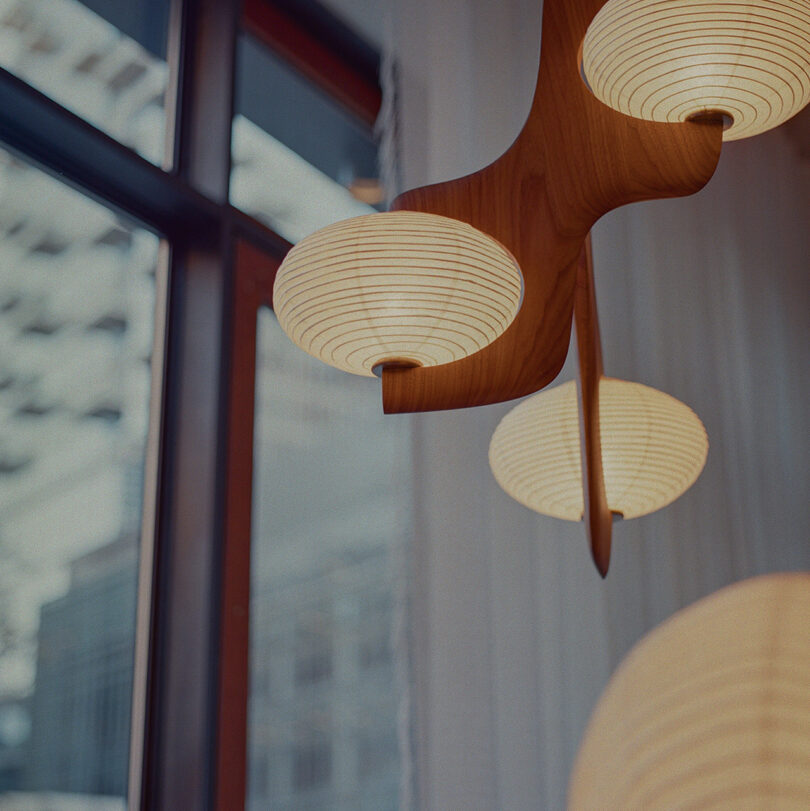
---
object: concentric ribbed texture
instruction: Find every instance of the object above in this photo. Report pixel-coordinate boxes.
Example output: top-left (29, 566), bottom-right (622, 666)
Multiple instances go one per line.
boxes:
top-left (272, 212), bottom-right (523, 377)
top-left (488, 378), bottom-right (708, 520)
top-left (582, 0), bottom-right (810, 140)
top-left (490, 381), bottom-right (583, 520)
top-left (569, 573), bottom-right (810, 809)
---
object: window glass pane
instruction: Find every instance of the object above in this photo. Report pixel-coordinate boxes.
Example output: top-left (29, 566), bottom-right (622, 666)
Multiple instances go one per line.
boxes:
top-left (248, 308), bottom-right (410, 811)
top-left (0, 146), bottom-right (159, 807)
top-left (0, 0), bottom-right (170, 165)
top-left (230, 35), bottom-right (378, 244)
top-left (301, 0), bottom-right (385, 52)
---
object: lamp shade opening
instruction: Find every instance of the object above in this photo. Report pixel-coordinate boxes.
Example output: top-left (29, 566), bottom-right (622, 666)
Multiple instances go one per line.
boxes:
top-left (488, 378), bottom-right (708, 520)
top-left (568, 573), bottom-right (810, 809)
top-left (272, 212), bottom-right (523, 377)
top-left (581, 0), bottom-right (810, 140)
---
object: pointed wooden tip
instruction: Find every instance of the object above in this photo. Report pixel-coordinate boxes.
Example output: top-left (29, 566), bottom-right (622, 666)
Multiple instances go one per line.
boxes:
top-left (592, 539), bottom-right (611, 579)
top-left (590, 516), bottom-right (612, 578)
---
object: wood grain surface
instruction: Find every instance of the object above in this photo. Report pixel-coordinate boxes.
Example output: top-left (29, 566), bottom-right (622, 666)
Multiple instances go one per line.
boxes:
top-left (574, 235), bottom-right (612, 577)
top-left (383, 0), bottom-right (723, 413)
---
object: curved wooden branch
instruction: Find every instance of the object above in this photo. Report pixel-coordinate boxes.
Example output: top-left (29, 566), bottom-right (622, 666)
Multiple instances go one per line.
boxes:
top-left (574, 235), bottom-right (612, 577)
top-left (382, 0), bottom-right (722, 413)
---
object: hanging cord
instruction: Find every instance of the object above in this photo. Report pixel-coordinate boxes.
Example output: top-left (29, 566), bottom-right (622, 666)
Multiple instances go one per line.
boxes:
top-left (375, 0), bottom-right (403, 209)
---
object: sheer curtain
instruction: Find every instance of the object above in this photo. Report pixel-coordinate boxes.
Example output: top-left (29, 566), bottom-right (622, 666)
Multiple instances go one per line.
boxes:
top-left (387, 1), bottom-right (810, 808)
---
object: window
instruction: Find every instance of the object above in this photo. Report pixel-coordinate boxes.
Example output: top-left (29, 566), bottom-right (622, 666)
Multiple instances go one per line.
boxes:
top-left (0, 146), bottom-right (159, 806)
top-left (357, 729), bottom-right (399, 780)
top-left (1, 1), bottom-right (393, 807)
top-left (358, 591), bottom-right (393, 669)
top-left (0, 0), bottom-right (170, 165)
top-left (230, 32), bottom-right (379, 243)
top-left (293, 738), bottom-right (332, 792)
top-left (246, 308), bottom-right (409, 809)
top-left (294, 603), bottom-right (334, 686)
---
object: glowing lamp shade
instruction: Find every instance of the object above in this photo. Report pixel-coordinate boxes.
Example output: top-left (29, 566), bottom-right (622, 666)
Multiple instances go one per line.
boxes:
top-left (488, 379), bottom-right (707, 520)
top-left (272, 212), bottom-right (523, 377)
top-left (569, 573), bottom-right (810, 809)
top-left (581, 0), bottom-right (810, 140)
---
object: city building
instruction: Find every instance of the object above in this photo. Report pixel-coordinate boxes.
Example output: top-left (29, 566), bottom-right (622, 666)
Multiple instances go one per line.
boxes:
top-left (25, 535), bottom-right (137, 799)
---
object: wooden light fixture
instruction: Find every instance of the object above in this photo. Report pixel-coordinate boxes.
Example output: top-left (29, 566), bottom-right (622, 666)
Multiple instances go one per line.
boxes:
top-left (272, 0), bottom-right (728, 405)
top-left (568, 573), bottom-right (810, 808)
top-left (270, 0), bottom-right (810, 574)
top-left (381, 0), bottom-right (724, 414)
top-left (581, 0), bottom-right (810, 141)
top-left (273, 0), bottom-right (810, 406)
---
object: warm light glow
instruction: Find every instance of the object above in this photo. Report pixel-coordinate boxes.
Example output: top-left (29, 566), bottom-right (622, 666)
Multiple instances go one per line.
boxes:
top-left (581, 0), bottom-right (810, 140)
top-left (488, 379), bottom-right (708, 520)
top-left (273, 212), bottom-right (523, 377)
top-left (568, 573), bottom-right (810, 809)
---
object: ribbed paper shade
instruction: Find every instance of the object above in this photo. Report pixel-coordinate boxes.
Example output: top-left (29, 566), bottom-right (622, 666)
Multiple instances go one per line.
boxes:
top-left (581, 0), bottom-right (810, 140)
top-left (569, 573), bottom-right (810, 809)
top-left (272, 212), bottom-right (523, 377)
top-left (488, 378), bottom-right (708, 520)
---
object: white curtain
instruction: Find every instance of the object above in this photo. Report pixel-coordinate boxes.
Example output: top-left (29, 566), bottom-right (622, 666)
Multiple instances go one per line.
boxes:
top-left (388, 1), bottom-right (810, 808)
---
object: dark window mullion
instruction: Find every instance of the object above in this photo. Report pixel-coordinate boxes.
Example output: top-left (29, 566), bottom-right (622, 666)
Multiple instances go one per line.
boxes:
top-left (170, 0), bottom-right (238, 201)
top-left (138, 1), bottom-right (239, 809)
top-left (0, 67), bottom-right (218, 241)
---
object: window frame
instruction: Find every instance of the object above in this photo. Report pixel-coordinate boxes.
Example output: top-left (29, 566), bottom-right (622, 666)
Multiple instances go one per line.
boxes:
top-left (0, 0), bottom-right (382, 808)
top-left (218, 239), bottom-right (277, 810)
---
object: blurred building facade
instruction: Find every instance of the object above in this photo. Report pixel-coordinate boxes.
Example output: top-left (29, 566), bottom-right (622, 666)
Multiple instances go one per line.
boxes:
top-left (25, 536), bottom-right (137, 797)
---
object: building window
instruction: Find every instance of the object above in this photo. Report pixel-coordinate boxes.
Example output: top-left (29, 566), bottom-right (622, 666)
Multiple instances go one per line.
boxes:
top-left (357, 730), bottom-right (399, 780)
top-left (358, 592), bottom-right (393, 670)
top-left (292, 739), bottom-right (332, 791)
top-left (294, 603), bottom-right (334, 686)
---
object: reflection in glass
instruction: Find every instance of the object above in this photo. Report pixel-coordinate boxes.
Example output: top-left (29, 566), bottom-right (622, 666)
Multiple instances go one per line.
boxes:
top-left (230, 35), bottom-right (379, 243)
top-left (0, 0), bottom-right (170, 165)
top-left (0, 146), bottom-right (158, 807)
top-left (248, 309), bottom-right (410, 810)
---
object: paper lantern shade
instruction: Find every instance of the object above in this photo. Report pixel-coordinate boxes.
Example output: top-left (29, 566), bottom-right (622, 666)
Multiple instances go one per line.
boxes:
top-left (272, 212), bottom-right (523, 377)
top-left (569, 573), bottom-right (810, 809)
top-left (581, 0), bottom-right (810, 140)
top-left (488, 378), bottom-right (708, 520)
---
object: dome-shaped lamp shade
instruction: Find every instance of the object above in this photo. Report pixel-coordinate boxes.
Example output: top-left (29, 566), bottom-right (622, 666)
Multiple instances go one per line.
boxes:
top-left (272, 212), bottom-right (523, 377)
top-left (488, 378), bottom-right (708, 520)
top-left (581, 0), bottom-right (810, 140)
top-left (569, 573), bottom-right (810, 809)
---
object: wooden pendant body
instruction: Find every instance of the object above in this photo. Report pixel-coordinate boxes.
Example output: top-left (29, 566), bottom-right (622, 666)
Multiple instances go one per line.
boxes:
top-left (383, 0), bottom-right (723, 413)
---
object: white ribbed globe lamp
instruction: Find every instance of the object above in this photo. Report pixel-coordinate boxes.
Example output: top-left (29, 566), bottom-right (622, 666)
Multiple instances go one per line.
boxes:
top-left (488, 378), bottom-right (708, 520)
top-left (581, 0), bottom-right (810, 140)
top-left (569, 573), bottom-right (810, 809)
top-left (272, 212), bottom-right (523, 377)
